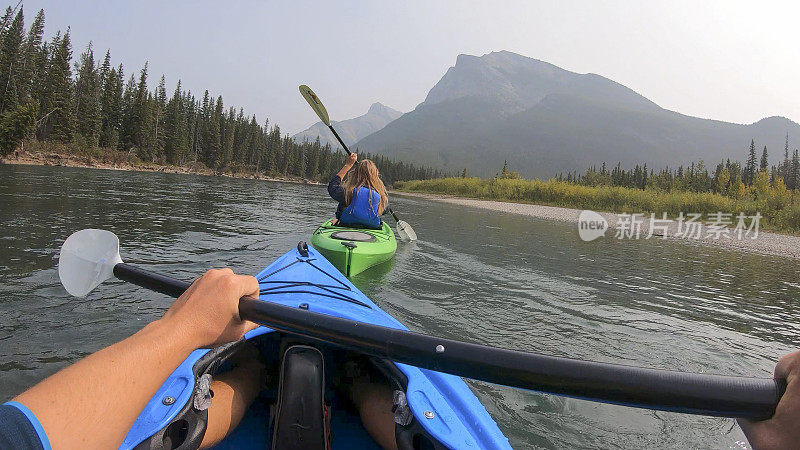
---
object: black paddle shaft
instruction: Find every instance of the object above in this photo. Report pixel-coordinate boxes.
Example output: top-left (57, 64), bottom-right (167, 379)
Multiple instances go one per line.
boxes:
top-left (328, 125), bottom-right (351, 155)
top-left (388, 208), bottom-right (401, 223)
top-left (112, 263), bottom-right (785, 420)
top-left (114, 263), bottom-right (191, 297)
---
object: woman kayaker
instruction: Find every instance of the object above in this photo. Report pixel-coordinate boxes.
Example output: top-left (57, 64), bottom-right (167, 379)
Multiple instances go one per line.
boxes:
top-left (327, 153), bottom-right (388, 228)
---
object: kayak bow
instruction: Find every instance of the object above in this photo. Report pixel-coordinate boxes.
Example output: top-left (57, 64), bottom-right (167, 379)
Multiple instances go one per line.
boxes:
top-left (121, 244), bottom-right (510, 449)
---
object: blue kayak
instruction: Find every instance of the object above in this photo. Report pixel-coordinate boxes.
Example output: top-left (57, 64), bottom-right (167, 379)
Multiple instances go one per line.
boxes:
top-left (120, 244), bottom-right (511, 449)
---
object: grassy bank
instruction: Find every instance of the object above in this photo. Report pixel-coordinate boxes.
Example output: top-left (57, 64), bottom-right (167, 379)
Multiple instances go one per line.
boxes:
top-left (395, 177), bottom-right (800, 234)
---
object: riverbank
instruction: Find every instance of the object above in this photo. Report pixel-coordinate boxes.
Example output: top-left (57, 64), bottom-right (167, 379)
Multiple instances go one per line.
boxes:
top-left (395, 177), bottom-right (800, 235)
top-left (0, 145), bottom-right (320, 184)
top-left (395, 191), bottom-right (800, 259)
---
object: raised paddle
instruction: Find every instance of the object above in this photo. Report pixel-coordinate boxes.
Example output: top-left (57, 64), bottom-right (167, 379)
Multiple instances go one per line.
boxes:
top-left (299, 84), bottom-right (418, 241)
top-left (58, 228), bottom-right (785, 420)
top-left (299, 84), bottom-right (350, 155)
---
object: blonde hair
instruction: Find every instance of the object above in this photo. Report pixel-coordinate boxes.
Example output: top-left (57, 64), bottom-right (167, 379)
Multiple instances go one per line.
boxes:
top-left (343, 159), bottom-right (388, 215)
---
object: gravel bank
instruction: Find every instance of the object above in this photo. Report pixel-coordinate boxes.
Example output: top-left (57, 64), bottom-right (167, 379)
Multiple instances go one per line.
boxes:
top-left (395, 191), bottom-right (800, 260)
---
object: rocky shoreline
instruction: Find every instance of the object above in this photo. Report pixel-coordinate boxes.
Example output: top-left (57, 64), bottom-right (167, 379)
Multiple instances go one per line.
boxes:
top-left (395, 191), bottom-right (800, 260)
top-left (1, 149), bottom-right (321, 184)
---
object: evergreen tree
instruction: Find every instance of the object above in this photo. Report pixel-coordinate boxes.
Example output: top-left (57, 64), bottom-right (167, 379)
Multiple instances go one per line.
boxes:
top-left (280, 134), bottom-right (293, 174)
top-left (119, 72), bottom-right (137, 149)
top-left (153, 74), bottom-right (166, 157)
top-left (18, 9), bottom-right (44, 105)
top-left (187, 92), bottom-right (198, 160)
top-left (74, 43), bottom-right (101, 147)
top-left (744, 139), bottom-right (757, 185)
top-left (200, 92), bottom-right (221, 168)
top-left (792, 149), bottom-right (800, 191)
top-left (43, 29), bottom-right (74, 142)
top-left (133, 63), bottom-right (155, 159)
top-left (0, 7), bottom-right (24, 114)
top-left (306, 136), bottom-right (320, 178)
top-left (760, 145), bottom-right (768, 171)
top-left (0, 6), bottom-right (15, 41)
top-left (219, 105), bottom-right (235, 168)
top-left (0, 98), bottom-right (36, 155)
top-left (266, 124), bottom-right (281, 173)
top-left (99, 62), bottom-right (122, 148)
top-left (196, 90), bottom-right (209, 161)
top-left (98, 49), bottom-right (110, 86)
top-left (31, 24), bottom-right (49, 123)
top-left (163, 80), bottom-right (187, 164)
top-left (783, 133), bottom-right (790, 180)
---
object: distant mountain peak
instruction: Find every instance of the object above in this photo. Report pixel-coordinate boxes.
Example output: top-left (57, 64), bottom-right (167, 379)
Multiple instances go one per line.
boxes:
top-left (292, 102), bottom-right (402, 149)
top-left (754, 115), bottom-right (795, 125)
top-left (368, 102), bottom-right (394, 114)
top-left (422, 50), bottom-right (657, 114)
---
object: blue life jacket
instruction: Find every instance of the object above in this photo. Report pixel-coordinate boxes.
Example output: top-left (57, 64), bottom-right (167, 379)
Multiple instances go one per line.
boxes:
top-left (339, 186), bottom-right (381, 228)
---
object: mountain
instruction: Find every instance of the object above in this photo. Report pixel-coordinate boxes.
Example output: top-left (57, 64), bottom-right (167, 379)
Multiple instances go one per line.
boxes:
top-left (292, 102), bottom-right (402, 150)
top-left (355, 51), bottom-right (800, 178)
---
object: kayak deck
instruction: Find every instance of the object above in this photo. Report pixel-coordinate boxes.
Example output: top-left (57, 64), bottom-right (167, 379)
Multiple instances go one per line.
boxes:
top-left (121, 245), bottom-right (510, 450)
top-left (311, 219), bottom-right (397, 277)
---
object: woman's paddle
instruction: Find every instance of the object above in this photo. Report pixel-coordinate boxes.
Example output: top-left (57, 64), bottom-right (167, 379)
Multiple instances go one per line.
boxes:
top-left (58, 228), bottom-right (784, 420)
top-left (299, 84), bottom-right (350, 155)
top-left (299, 84), bottom-right (418, 241)
top-left (387, 207), bottom-right (417, 241)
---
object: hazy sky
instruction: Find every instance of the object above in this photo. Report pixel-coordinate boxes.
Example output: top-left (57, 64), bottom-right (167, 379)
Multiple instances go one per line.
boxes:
top-left (13, 0), bottom-right (800, 134)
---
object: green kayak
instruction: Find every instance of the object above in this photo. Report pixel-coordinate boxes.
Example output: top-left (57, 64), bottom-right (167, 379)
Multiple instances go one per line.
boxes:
top-left (311, 219), bottom-right (397, 277)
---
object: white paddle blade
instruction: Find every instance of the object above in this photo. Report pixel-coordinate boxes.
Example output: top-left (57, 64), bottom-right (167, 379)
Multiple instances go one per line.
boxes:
top-left (58, 229), bottom-right (123, 297)
top-left (397, 220), bottom-right (417, 241)
top-left (299, 84), bottom-right (330, 126)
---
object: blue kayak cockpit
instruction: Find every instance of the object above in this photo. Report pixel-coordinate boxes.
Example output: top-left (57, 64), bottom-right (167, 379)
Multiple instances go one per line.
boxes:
top-left (120, 245), bottom-right (510, 450)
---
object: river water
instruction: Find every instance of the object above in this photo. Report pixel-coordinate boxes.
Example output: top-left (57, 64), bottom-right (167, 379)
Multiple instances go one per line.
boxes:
top-left (2, 164), bottom-right (799, 449)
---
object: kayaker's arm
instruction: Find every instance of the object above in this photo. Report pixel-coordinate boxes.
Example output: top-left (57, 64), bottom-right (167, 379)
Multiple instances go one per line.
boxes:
top-left (336, 152), bottom-right (358, 179)
top-left (328, 157), bottom-right (356, 222)
top-left (327, 175), bottom-right (346, 203)
top-left (739, 349), bottom-right (800, 449)
top-left (11, 269), bottom-right (259, 449)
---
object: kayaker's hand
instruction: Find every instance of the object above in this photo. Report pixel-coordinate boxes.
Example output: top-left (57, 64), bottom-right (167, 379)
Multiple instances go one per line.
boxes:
top-left (161, 268), bottom-right (259, 348)
top-left (739, 350), bottom-right (800, 449)
top-left (337, 153), bottom-right (358, 178)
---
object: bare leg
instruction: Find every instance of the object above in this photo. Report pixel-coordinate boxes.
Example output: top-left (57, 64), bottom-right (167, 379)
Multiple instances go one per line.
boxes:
top-left (200, 347), bottom-right (265, 448)
top-left (351, 380), bottom-right (398, 450)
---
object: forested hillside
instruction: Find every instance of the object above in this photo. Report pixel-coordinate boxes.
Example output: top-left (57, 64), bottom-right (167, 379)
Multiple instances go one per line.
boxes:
top-left (560, 137), bottom-right (800, 196)
top-left (0, 6), bottom-right (438, 182)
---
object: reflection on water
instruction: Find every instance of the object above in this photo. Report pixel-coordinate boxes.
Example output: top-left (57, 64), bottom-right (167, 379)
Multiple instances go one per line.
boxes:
top-left (1, 164), bottom-right (798, 449)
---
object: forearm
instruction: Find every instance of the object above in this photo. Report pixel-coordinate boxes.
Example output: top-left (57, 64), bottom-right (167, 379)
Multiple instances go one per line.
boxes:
top-left (336, 162), bottom-right (354, 179)
top-left (14, 318), bottom-right (199, 448)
